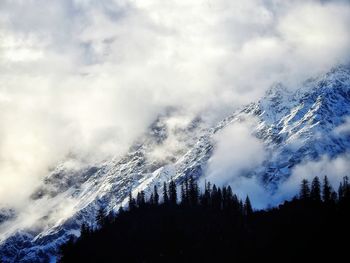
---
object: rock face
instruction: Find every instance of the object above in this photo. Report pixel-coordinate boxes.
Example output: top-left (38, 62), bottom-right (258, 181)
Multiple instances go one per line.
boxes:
top-left (1, 65), bottom-right (350, 262)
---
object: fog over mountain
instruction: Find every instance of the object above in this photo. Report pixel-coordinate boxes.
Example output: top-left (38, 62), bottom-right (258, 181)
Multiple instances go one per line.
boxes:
top-left (0, 1), bottom-right (350, 261)
top-left (1, 0), bottom-right (349, 207)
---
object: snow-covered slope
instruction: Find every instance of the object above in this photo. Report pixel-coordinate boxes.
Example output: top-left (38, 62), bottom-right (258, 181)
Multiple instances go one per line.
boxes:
top-left (1, 65), bottom-right (350, 262)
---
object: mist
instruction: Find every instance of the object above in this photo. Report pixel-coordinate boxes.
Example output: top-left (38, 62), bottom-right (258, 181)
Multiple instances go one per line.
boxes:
top-left (1, 0), bottom-right (350, 210)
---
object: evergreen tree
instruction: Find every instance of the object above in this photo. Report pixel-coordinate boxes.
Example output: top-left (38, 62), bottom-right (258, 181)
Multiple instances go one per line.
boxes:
top-left (222, 187), bottom-right (228, 209)
top-left (211, 184), bottom-right (218, 209)
top-left (128, 192), bottom-right (136, 210)
top-left (244, 196), bottom-right (253, 217)
top-left (232, 194), bottom-right (240, 214)
top-left (339, 176), bottom-right (350, 203)
top-left (226, 186), bottom-right (233, 209)
top-left (163, 182), bottom-right (169, 204)
top-left (200, 181), bottom-right (210, 207)
top-left (331, 191), bottom-right (338, 203)
top-left (136, 192), bottom-right (142, 207)
top-left (169, 179), bottom-right (177, 205)
top-left (322, 176), bottom-right (332, 203)
top-left (154, 185), bottom-right (159, 206)
top-left (239, 199), bottom-right (244, 215)
top-left (96, 207), bottom-right (106, 228)
top-left (310, 176), bottom-right (321, 202)
top-left (60, 177), bottom-right (350, 262)
top-left (181, 183), bottom-right (187, 206)
top-left (80, 223), bottom-right (90, 238)
top-left (300, 179), bottom-right (311, 200)
top-left (118, 206), bottom-right (125, 215)
top-left (217, 188), bottom-right (222, 209)
top-left (149, 193), bottom-right (154, 205)
top-left (136, 191), bottom-right (146, 207)
top-left (141, 191), bottom-right (146, 205)
top-left (338, 182), bottom-right (344, 201)
top-left (188, 176), bottom-right (199, 206)
top-left (184, 178), bottom-right (189, 205)
top-left (211, 185), bottom-right (222, 210)
top-left (106, 211), bottom-right (114, 225)
top-left (342, 176), bottom-right (350, 198)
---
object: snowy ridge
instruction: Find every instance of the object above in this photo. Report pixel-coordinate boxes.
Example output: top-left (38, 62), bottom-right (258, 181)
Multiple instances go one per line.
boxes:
top-left (0, 65), bottom-right (350, 262)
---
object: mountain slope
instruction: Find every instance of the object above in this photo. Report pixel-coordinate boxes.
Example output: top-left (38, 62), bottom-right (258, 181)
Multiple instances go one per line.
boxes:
top-left (1, 65), bottom-right (350, 262)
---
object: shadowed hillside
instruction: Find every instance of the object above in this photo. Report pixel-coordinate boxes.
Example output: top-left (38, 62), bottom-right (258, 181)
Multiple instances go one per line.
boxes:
top-left (59, 176), bottom-right (350, 262)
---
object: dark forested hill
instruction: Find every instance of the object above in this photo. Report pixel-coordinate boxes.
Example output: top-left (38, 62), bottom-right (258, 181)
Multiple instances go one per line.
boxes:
top-left (59, 176), bottom-right (350, 262)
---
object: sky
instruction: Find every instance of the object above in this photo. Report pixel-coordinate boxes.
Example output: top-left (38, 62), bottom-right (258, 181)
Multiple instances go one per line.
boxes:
top-left (0, 0), bottom-right (350, 210)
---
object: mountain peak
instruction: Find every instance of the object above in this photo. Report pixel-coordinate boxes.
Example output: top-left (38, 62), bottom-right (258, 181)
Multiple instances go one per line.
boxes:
top-left (1, 66), bottom-right (350, 262)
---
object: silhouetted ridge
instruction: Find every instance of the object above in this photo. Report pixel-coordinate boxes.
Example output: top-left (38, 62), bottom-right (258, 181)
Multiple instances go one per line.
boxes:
top-left (59, 176), bottom-right (350, 262)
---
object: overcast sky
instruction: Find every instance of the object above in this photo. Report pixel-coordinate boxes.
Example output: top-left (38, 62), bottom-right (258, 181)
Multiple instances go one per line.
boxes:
top-left (0, 0), bottom-right (350, 208)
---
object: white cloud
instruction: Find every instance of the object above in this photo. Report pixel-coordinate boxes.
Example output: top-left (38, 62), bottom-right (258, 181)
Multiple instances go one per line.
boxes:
top-left (276, 154), bottom-right (350, 202)
top-left (0, 0), bottom-right (349, 210)
top-left (203, 117), bottom-right (269, 208)
top-left (335, 116), bottom-right (350, 135)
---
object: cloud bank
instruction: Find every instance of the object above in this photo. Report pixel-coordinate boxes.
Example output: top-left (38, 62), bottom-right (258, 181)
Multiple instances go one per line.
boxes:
top-left (276, 154), bottom-right (350, 202)
top-left (0, 0), bottom-right (350, 208)
top-left (204, 117), bottom-right (350, 208)
top-left (203, 117), bottom-right (269, 208)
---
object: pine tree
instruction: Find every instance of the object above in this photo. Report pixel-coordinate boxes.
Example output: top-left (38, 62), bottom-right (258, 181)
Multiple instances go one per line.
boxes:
top-left (310, 176), bottom-right (321, 202)
top-left (106, 211), bottom-right (114, 225)
top-left (331, 191), bottom-right (338, 203)
top-left (338, 176), bottom-right (350, 203)
top-left (136, 191), bottom-right (146, 207)
top-left (201, 181), bottom-right (211, 207)
top-left (217, 188), bottom-right (222, 209)
top-left (184, 178), bottom-right (189, 204)
top-left (239, 199), bottom-right (244, 215)
top-left (80, 223), bottom-right (90, 238)
top-left (96, 207), bottom-right (106, 228)
top-left (300, 179), bottom-right (311, 200)
top-left (226, 186), bottom-right (233, 209)
top-left (149, 193), bottom-right (154, 205)
top-left (211, 184), bottom-right (218, 209)
top-left (181, 183), bottom-right (187, 206)
top-left (244, 196), bottom-right (253, 217)
top-left (338, 182), bottom-right (344, 202)
top-left (222, 187), bottom-right (228, 209)
top-left (118, 206), bottom-right (125, 215)
top-left (136, 192), bottom-right (142, 207)
top-left (169, 179), bottom-right (177, 205)
top-left (163, 182), bottom-right (169, 204)
top-left (342, 176), bottom-right (349, 198)
top-left (154, 185), bottom-right (159, 206)
top-left (128, 192), bottom-right (136, 210)
top-left (188, 176), bottom-right (199, 206)
top-left (322, 176), bottom-right (332, 203)
top-left (232, 194), bottom-right (240, 214)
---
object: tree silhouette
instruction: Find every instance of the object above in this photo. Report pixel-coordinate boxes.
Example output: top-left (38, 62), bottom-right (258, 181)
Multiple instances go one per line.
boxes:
top-left (310, 176), bottom-right (321, 202)
top-left (60, 176), bottom-right (350, 263)
top-left (322, 176), bottom-right (332, 203)
top-left (300, 179), bottom-right (311, 200)
top-left (136, 191), bottom-right (146, 208)
top-left (200, 181), bottom-right (211, 207)
top-left (163, 182), bottom-right (169, 204)
top-left (169, 179), bottom-right (177, 205)
top-left (96, 207), bottom-right (106, 228)
top-left (149, 193), bottom-right (154, 205)
top-left (188, 176), bottom-right (199, 206)
top-left (80, 223), bottom-right (91, 238)
top-left (128, 192), bottom-right (136, 211)
top-left (181, 177), bottom-right (190, 206)
top-left (153, 185), bottom-right (159, 206)
top-left (244, 196), bottom-right (253, 217)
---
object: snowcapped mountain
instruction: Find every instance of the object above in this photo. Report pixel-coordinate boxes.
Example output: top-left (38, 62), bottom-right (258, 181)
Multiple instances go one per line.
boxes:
top-left (1, 65), bottom-right (350, 262)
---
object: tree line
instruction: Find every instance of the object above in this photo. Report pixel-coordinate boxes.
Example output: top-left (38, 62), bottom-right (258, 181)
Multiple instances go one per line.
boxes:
top-left (59, 175), bottom-right (350, 262)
